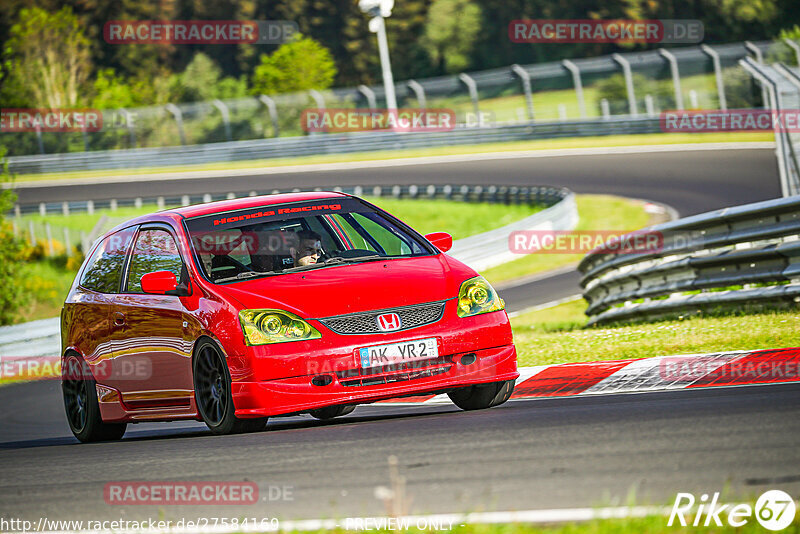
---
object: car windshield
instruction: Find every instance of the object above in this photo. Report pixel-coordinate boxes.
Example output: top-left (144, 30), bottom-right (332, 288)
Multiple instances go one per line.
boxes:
top-left (184, 197), bottom-right (434, 283)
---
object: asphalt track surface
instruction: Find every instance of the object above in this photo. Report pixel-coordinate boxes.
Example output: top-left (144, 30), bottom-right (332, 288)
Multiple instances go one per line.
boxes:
top-left (0, 147), bottom-right (793, 525)
top-left (15, 148), bottom-right (779, 216)
top-left (1, 380), bottom-right (799, 523)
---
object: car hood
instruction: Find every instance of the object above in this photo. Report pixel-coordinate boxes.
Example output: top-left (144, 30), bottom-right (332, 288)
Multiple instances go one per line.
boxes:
top-left (215, 255), bottom-right (477, 318)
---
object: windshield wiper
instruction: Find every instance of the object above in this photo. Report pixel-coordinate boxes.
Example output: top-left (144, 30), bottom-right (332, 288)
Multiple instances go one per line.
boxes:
top-left (215, 271), bottom-right (277, 283)
top-left (326, 255), bottom-right (384, 263)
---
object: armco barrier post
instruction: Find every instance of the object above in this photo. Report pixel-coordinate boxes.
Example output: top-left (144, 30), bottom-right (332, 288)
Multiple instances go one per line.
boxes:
top-left (701, 45), bottom-right (727, 110)
top-left (458, 73), bottom-right (480, 124)
top-left (511, 64), bottom-right (535, 121)
top-left (658, 49), bottom-right (684, 110)
top-left (612, 53), bottom-right (638, 117)
top-left (407, 80), bottom-right (426, 109)
top-left (308, 90), bottom-right (326, 110)
top-left (745, 41), bottom-right (769, 107)
top-left (562, 60), bottom-right (587, 119)
top-left (211, 99), bottom-right (233, 142)
top-left (165, 104), bottom-right (187, 145)
top-left (785, 39), bottom-right (800, 67)
top-left (358, 85), bottom-right (377, 109)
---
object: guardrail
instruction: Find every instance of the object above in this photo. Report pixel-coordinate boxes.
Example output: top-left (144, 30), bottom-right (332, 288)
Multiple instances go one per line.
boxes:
top-left (0, 184), bottom-right (577, 356)
top-left (578, 195), bottom-right (800, 326)
top-left (6, 117), bottom-right (662, 175)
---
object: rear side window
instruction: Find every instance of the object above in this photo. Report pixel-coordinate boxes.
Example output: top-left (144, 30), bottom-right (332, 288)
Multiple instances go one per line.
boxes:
top-left (126, 229), bottom-right (184, 293)
top-left (80, 227), bottom-right (136, 293)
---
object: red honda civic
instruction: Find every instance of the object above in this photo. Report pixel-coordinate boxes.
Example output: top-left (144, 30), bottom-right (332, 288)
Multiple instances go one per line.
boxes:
top-left (61, 192), bottom-right (518, 442)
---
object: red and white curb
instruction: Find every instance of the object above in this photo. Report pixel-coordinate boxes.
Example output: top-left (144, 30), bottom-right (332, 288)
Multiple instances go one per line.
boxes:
top-left (378, 347), bottom-right (800, 405)
top-left (3, 348), bottom-right (799, 403)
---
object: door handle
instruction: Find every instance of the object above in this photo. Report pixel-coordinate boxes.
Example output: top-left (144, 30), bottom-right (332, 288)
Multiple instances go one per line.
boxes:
top-left (114, 312), bottom-right (126, 326)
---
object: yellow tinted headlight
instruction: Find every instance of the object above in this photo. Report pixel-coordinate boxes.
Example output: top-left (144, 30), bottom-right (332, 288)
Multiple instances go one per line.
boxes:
top-left (239, 310), bottom-right (321, 345)
top-left (457, 276), bottom-right (505, 318)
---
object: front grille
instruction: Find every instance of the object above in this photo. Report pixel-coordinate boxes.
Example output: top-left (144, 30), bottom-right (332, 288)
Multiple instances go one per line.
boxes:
top-left (318, 301), bottom-right (446, 335)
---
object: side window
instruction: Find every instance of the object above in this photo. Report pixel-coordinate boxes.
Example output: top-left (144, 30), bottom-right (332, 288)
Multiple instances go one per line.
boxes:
top-left (126, 229), bottom-right (184, 293)
top-left (329, 214), bottom-right (378, 252)
top-left (80, 227), bottom-right (136, 293)
top-left (352, 213), bottom-right (414, 255)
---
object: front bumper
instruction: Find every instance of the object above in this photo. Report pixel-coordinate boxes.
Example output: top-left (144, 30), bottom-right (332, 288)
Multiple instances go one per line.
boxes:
top-left (231, 343), bottom-right (518, 417)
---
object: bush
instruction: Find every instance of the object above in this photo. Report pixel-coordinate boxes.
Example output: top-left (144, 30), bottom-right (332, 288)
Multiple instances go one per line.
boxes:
top-left (0, 151), bottom-right (30, 325)
top-left (722, 67), bottom-right (764, 109)
top-left (595, 73), bottom-right (674, 115)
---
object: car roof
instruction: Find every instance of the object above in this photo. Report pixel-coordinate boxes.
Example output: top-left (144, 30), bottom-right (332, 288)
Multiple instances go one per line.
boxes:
top-left (167, 191), bottom-right (350, 219)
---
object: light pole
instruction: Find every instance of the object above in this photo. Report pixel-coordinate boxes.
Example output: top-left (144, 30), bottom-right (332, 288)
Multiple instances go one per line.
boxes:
top-left (359, 0), bottom-right (397, 110)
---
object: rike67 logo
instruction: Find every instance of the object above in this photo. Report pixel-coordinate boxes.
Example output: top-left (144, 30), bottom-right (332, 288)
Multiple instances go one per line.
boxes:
top-left (669, 490), bottom-right (796, 530)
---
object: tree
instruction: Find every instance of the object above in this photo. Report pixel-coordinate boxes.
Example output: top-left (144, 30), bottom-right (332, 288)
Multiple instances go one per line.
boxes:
top-left (5, 6), bottom-right (92, 108)
top-left (250, 34), bottom-right (337, 95)
top-left (422, 0), bottom-right (483, 74)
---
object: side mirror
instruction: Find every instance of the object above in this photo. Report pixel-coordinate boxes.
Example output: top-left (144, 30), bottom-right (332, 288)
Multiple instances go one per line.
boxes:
top-left (425, 232), bottom-right (453, 253)
top-left (140, 271), bottom-right (178, 295)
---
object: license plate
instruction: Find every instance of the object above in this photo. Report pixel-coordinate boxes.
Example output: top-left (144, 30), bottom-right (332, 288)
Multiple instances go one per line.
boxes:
top-left (358, 338), bottom-right (438, 369)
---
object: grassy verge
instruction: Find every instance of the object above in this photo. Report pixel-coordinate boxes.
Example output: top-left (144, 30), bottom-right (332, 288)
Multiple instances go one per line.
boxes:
top-left (482, 195), bottom-right (653, 285)
top-left (11, 131), bottom-right (772, 183)
top-left (424, 517), bottom-right (800, 534)
top-left (510, 299), bottom-right (800, 367)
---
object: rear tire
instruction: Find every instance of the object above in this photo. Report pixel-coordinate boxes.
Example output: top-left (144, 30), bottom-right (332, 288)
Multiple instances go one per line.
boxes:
top-left (193, 339), bottom-right (268, 435)
top-left (448, 379), bottom-right (515, 411)
top-left (62, 354), bottom-right (127, 443)
top-left (309, 405), bottom-right (356, 420)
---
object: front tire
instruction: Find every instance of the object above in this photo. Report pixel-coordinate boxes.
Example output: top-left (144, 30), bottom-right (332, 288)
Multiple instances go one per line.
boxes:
top-left (193, 339), bottom-right (267, 435)
top-left (62, 354), bottom-right (127, 443)
top-left (448, 379), bottom-right (515, 411)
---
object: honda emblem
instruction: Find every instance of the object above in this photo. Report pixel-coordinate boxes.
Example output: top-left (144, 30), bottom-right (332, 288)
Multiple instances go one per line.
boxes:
top-left (376, 313), bottom-right (402, 332)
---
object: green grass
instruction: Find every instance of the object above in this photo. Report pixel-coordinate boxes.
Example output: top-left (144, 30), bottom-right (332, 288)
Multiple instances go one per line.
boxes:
top-left (510, 300), bottom-right (800, 367)
top-left (18, 197), bottom-right (541, 243)
top-left (16, 260), bottom-right (76, 323)
top-left (434, 517), bottom-right (800, 534)
top-left (9, 131), bottom-right (772, 183)
top-left (483, 195), bottom-right (653, 285)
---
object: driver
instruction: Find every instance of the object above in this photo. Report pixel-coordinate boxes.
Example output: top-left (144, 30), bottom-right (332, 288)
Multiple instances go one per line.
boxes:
top-left (290, 230), bottom-right (323, 267)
